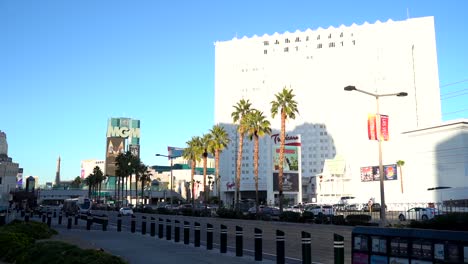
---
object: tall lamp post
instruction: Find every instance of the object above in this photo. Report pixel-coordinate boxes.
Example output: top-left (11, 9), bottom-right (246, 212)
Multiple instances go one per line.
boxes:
top-left (344, 85), bottom-right (407, 227)
top-left (155, 154), bottom-right (179, 206)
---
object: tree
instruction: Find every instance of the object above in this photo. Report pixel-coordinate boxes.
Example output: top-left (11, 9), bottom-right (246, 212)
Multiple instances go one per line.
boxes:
top-left (244, 109), bottom-right (271, 216)
top-left (397, 160), bottom-right (405, 193)
top-left (200, 133), bottom-right (212, 203)
top-left (93, 166), bottom-right (104, 202)
top-left (271, 87), bottom-right (299, 213)
top-left (139, 164), bottom-right (152, 204)
top-left (84, 173), bottom-right (96, 200)
top-left (231, 99), bottom-right (252, 208)
top-left (209, 124), bottom-right (230, 201)
top-left (70, 176), bottom-right (82, 189)
top-left (115, 151), bottom-right (136, 206)
top-left (183, 136), bottom-right (202, 207)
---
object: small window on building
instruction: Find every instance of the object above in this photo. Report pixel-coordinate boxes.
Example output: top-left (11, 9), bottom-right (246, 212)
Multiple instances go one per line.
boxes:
top-left (340, 32), bottom-right (343, 37)
top-left (352, 40), bottom-right (356, 45)
top-left (317, 43), bottom-right (322, 49)
top-left (284, 47), bottom-right (289, 52)
top-left (329, 42), bottom-right (335, 48)
top-left (306, 36), bottom-right (309, 41)
top-left (295, 46), bottom-right (299, 51)
top-left (264, 41), bottom-right (269, 46)
top-left (285, 38), bottom-right (290, 43)
top-left (295, 37), bottom-right (300, 42)
top-left (275, 40), bottom-right (279, 44)
top-left (340, 41), bottom-right (343, 46)
top-left (317, 35), bottom-right (320, 40)
top-left (264, 50), bottom-right (268, 54)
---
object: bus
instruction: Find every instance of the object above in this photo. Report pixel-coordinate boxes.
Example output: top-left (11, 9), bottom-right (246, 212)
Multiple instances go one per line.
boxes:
top-left (62, 197), bottom-right (92, 216)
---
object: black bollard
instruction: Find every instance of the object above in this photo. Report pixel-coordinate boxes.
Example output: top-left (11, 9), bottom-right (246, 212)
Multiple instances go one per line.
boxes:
top-left (117, 214), bottom-right (122, 232)
top-left (67, 216), bottom-right (72, 229)
top-left (150, 217), bottom-right (156, 237)
top-left (86, 215), bottom-right (93, 230)
top-left (194, 222), bottom-right (201, 247)
top-left (276, 230), bottom-right (285, 264)
top-left (25, 214), bottom-right (30, 222)
top-left (47, 213), bottom-right (51, 228)
top-left (42, 213), bottom-right (46, 223)
top-left (255, 228), bottom-right (263, 261)
top-left (302, 231), bottom-right (312, 264)
top-left (21, 210), bottom-right (25, 218)
top-left (236, 226), bottom-right (243, 257)
top-left (220, 224), bottom-right (227, 253)
top-left (142, 216), bottom-right (147, 235)
top-left (206, 223), bottom-right (213, 250)
top-left (30, 211), bottom-right (33, 219)
top-left (158, 218), bottom-right (164, 239)
top-left (333, 233), bottom-right (344, 264)
top-left (166, 219), bottom-right (172, 240)
top-left (174, 220), bottom-right (180, 242)
top-left (184, 221), bottom-right (190, 245)
top-left (102, 215), bottom-right (108, 231)
top-left (74, 214), bottom-right (79, 225)
top-left (131, 215), bottom-right (136, 233)
top-left (53, 210), bottom-right (57, 218)
top-left (58, 212), bottom-right (63, 225)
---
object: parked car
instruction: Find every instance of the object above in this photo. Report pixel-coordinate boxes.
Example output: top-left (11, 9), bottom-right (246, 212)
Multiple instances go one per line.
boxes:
top-left (119, 207), bottom-right (134, 216)
top-left (304, 204), bottom-right (335, 216)
top-left (362, 203), bottom-right (383, 212)
top-left (284, 204), bottom-right (303, 213)
top-left (248, 206), bottom-right (280, 220)
top-left (398, 207), bottom-right (440, 221)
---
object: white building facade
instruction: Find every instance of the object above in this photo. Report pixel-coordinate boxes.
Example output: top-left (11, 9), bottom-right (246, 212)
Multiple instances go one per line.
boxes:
top-left (80, 159), bottom-right (105, 179)
top-left (214, 17), bottom-right (445, 205)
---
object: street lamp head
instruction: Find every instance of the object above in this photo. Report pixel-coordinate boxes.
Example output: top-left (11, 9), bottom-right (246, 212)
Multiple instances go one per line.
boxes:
top-left (344, 85), bottom-right (356, 91)
top-left (397, 92), bottom-right (408, 97)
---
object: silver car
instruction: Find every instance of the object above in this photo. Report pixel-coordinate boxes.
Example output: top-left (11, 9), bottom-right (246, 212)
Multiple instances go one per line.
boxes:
top-left (398, 207), bottom-right (440, 221)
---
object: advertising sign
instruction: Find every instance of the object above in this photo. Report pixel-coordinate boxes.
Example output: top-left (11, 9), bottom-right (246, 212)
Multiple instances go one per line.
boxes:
top-left (353, 252), bottom-right (369, 264)
top-left (168, 146), bottom-right (184, 158)
top-left (105, 137), bottom-right (125, 176)
top-left (368, 114), bottom-right (378, 140)
top-left (360, 164), bottom-right (398, 182)
top-left (380, 115), bottom-right (389, 141)
top-left (273, 172), bottom-right (299, 192)
top-left (273, 146), bottom-right (299, 171)
top-left (370, 255), bottom-right (387, 264)
top-left (129, 144), bottom-right (140, 157)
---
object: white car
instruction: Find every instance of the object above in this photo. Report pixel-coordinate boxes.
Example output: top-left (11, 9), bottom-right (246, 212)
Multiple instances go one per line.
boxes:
top-left (398, 207), bottom-right (440, 221)
top-left (119, 207), bottom-right (134, 216)
top-left (305, 204), bottom-right (335, 216)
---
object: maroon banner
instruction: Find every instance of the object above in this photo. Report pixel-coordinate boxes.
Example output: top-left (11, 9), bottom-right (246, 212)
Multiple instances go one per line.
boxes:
top-left (380, 115), bottom-right (389, 141)
top-left (368, 114), bottom-right (377, 140)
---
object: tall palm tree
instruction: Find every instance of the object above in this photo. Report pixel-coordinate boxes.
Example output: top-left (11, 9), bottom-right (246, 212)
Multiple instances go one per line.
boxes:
top-left (115, 151), bottom-right (133, 206)
top-left (139, 164), bottom-right (152, 204)
top-left (84, 173), bottom-right (96, 200)
top-left (127, 153), bottom-right (141, 205)
top-left (93, 166), bottom-right (104, 202)
top-left (231, 99), bottom-right (252, 208)
top-left (396, 160), bottom-right (405, 193)
top-left (200, 133), bottom-right (212, 203)
top-left (71, 176), bottom-right (82, 189)
top-left (271, 87), bottom-right (299, 213)
top-left (183, 136), bottom-right (202, 207)
top-left (244, 109), bottom-right (271, 215)
top-left (209, 124), bottom-right (230, 201)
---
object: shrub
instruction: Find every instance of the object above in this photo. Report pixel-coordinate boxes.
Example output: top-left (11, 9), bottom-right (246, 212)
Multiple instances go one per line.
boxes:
top-left (410, 212), bottom-right (468, 231)
top-left (156, 208), bottom-right (173, 215)
top-left (216, 208), bottom-right (242, 219)
top-left (2, 220), bottom-right (57, 240)
top-left (280, 211), bottom-right (302, 222)
top-left (0, 231), bottom-right (33, 262)
top-left (332, 215), bottom-right (345, 225)
top-left (302, 211), bottom-right (315, 222)
top-left (345, 214), bottom-right (372, 225)
top-left (18, 241), bottom-right (127, 264)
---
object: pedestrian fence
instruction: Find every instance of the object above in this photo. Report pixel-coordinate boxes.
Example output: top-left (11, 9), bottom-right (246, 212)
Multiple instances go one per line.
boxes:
top-left (19, 210), bottom-right (346, 264)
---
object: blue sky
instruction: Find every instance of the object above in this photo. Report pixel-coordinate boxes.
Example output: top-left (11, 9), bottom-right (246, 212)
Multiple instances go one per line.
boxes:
top-left (1, 1), bottom-right (467, 184)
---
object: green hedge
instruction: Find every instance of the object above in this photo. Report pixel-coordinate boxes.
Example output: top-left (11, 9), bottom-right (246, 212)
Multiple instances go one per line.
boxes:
top-left (0, 231), bottom-right (33, 262)
top-left (410, 212), bottom-right (468, 231)
top-left (280, 211), bottom-right (302, 222)
top-left (2, 220), bottom-right (57, 240)
top-left (345, 214), bottom-right (372, 225)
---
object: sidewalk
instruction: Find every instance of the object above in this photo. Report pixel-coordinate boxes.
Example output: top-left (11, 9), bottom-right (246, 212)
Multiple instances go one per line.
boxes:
top-left (52, 225), bottom-right (274, 264)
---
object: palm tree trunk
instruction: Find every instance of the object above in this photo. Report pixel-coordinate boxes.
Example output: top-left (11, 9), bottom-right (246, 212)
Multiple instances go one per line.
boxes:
top-left (203, 156), bottom-right (207, 204)
top-left (135, 175), bottom-right (138, 205)
top-left (254, 135), bottom-right (259, 218)
top-left (215, 150), bottom-right (220, 200)
top-left (236, 130), bottom-right (244, 208)
top-left (191, 160), bottom-right (195, 207)
top-left (279, 110), bottom-right (286, 213)
top-left (400, 165), bottom-right (404, 193)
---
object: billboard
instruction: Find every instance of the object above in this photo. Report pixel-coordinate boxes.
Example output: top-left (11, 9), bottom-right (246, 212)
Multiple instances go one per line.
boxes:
top-left (105, 137), bottom-right (125, 176)
top-left (129, 144), bottom-right (140, 157)
top-left (273, 172), bottom-right (299, 192)
top-left (360, 164), bottom-right (398, 182)
top-left (273, 145), bottom-right (299, 171)
top-left (168, 146), bottom-right (184, 158)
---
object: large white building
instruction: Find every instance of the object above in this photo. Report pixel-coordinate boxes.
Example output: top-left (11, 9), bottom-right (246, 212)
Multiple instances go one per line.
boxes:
top-left (214, 17), bottom-right (453, 206)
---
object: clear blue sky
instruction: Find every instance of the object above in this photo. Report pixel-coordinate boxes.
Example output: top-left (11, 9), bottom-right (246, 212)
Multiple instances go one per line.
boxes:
top-left (2, 1), bottom-right (467, 184)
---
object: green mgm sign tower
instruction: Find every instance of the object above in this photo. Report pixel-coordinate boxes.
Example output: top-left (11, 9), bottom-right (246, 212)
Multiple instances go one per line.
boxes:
top-left (104, 117), bottom-right (140, 197)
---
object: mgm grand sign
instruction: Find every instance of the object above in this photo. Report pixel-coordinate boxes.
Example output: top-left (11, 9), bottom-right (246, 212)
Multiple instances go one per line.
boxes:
top-left (106, 125), bottom-right (140, 138)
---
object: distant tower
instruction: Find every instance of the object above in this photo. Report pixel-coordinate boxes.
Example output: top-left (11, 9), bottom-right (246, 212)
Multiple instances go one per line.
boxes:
top-left (0, 130), bottom-right (7, 156)
top-left (55, 156), bottom-right (61, 185)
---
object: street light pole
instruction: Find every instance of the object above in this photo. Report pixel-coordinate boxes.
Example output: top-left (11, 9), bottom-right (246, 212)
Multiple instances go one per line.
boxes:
top-left (344, 85), bottom-right (407, 227)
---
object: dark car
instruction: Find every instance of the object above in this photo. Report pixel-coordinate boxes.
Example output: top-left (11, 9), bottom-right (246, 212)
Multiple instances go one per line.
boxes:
top-left (248, 206), bottom-right (280, 220)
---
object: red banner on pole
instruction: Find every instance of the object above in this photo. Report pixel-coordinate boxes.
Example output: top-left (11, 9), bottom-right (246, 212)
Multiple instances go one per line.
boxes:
top-left (380, 115), bottom-right (389, 141)
top-left (368, 114), bottom-right (378, 140)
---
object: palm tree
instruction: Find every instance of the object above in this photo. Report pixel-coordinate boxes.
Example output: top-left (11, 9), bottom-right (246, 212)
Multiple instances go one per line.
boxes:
top-left (209, 124), bottom-right (230, 201)
top-left (231, 99), bottom-right (252, 208)
top-left (200, 133), bottom-right (212, 203)
top-left (271, 87), bottom-right (299, 213)
top-left (127, 153), bottom-right (141, 205)
top-left (84, 173), bottom-right (96, 200)
top-left (397, 160), bottom-right (405, 193)
top-left (139, 165), bottom-right (152, 204)
top-left (71, 176), bottom-right (82, 189)
top-left (244, 109), bottom-right (271, 215)
top-left (183, 136), bottom-right (202, 207)
top-left (93, 166), bottom-right (104, 202)
top-left (115, 151), bottom-right (133, 206)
